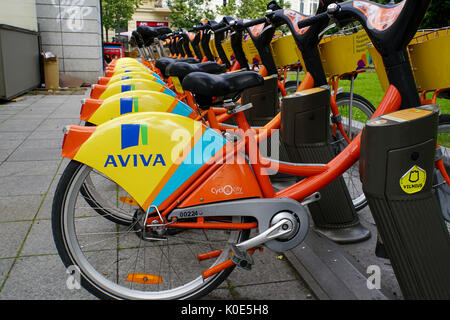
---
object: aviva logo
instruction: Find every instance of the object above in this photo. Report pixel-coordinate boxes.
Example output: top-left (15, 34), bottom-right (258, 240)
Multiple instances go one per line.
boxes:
top-left (121, 84), bottom-right (135, 92)
top-left (120, 97), bottom-right (139, 115)
top-left (103, 124), bottom-right (166, 167)
top-left (121, 123), bottom-right (148, 149)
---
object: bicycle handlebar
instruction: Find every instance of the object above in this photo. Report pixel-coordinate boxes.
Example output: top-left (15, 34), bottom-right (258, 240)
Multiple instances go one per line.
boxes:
top-left (296, 11), bottom-right (329, 29)
top-left (242, 17), bottom-right (267, 28)
top-left (215, 25), bottom-right (231, 34)
top-left (191, 24), bottom-right (207, 32)
top-left (211, 22), bottom-right (227, 31)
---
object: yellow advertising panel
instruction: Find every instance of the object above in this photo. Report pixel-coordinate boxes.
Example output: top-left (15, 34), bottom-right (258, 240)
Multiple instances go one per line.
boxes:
top-left (318, 30), bottom-right (371, 77)
top-left (65, 112), bottom-right (227, 210)
top-left (98, 79), bottom-right (176, 100)
top-left (85, 91), bottom-right (195, 125)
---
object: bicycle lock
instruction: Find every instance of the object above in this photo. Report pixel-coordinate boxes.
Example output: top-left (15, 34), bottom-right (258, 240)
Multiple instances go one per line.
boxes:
top-left (360, 105), bottom-right (450, 299)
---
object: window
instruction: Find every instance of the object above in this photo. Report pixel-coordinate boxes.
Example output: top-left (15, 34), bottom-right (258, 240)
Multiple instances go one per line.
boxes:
top-left (310, 0), bottom-right (319, 15)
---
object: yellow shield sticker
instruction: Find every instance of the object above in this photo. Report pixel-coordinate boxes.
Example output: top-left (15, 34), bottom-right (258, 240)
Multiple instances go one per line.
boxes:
top-left (399, 165), bottom-right (426, 194)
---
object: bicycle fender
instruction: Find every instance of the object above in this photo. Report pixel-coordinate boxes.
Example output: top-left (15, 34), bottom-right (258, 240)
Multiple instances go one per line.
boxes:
top-left (62, 112), bottom-right (228, 211)
top-left (106, 67), bottom-right (159, 78)
top-left (102, 71), bottom-right (161, 86)
top-left (81, 90), bottom-right (197, 125)
top-left (91, 79), bottom-right (175, 100)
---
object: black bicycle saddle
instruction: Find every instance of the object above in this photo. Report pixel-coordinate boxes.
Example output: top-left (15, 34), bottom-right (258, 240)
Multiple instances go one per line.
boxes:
top-left (166, 61), bottom-right (226, 82)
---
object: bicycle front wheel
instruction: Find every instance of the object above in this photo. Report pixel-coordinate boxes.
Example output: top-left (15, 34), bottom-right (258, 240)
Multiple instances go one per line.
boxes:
top-left (333, 92), bottom-right (375, 211)
top-left (52, 160), bottom-right (250, 300)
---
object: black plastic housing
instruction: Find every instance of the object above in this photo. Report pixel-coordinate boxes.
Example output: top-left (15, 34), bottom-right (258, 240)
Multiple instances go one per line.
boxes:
top-left (360, 105), bottom-right (450, 299)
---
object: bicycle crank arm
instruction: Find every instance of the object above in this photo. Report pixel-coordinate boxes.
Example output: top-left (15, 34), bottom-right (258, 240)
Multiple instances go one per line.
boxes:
top-left (169, 197), bottom-right (309, 252)
top-left (235, 218), bottom-right (294, 252)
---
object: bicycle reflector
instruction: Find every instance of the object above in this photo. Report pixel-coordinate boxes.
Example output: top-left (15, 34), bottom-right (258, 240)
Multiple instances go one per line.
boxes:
top-left (126, 273), bottom-right (162, 285)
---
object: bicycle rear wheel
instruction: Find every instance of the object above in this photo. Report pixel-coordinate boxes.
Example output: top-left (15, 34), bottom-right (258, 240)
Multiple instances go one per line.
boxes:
top-left (52, 160), bottom-right (250, 300)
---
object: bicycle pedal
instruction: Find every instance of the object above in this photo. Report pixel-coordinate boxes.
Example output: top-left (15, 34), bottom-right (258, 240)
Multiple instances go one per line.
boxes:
top-left (228, 102), bottom-right (253, 114)
top-left (231, 246), bottom-right (254, 270)
top-left (223, 132), bottom-right (241, 142)
top-left (142, 228), bottom-right (167, 242)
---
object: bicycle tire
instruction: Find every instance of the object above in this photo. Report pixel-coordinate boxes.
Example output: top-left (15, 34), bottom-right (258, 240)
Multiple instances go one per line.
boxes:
top-left (52, 160), bottom-right (251, 300)
top-left (333, 92), bottom-right (376, 212)
top-left (283, 80), bottom-right (300, 96)
top-left (435, 114), bottom-right (450, 223)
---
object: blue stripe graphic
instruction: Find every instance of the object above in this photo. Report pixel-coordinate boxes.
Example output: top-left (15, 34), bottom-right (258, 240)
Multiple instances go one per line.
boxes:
top-left (151, 128), bottom-right (226, 207)
top-left (121, 124), bottom-right (140, 149)
top-left (162, 88), bottom-right (176, 97)
top-left (171, 101), bottom-right (194, 117)
top-left (121, 84), bottom-right (133, 92)
top-left (119, 98), bottom-right (133, 115)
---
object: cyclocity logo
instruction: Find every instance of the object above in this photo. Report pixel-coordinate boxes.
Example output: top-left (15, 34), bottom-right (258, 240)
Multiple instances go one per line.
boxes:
top-left (211, 185), bottom-right (243, 196)
top-left (104, 124), bottom-right (166, 167)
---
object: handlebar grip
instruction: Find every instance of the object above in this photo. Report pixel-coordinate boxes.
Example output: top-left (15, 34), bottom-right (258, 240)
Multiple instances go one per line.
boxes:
top-left (211, 22), bottom-right (226, 31)
top-left (297, 11), bottom-right (329, 29)
top-left (215, 25), bottom-right (231, 33)
top-left (242, 17), bottom-right (267, 28)
top-left (192, 25), bottom-right (206, 31)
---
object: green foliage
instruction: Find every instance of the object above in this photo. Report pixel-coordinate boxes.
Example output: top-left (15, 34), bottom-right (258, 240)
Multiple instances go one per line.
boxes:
top-left (217, 0), bottom-right (290, 19)
top-left (101, 0), bottom-right (141, 39)
top-left (168, 0), bottom-right (215, 29)
top-left (421, 0), bottom-right (450, 28)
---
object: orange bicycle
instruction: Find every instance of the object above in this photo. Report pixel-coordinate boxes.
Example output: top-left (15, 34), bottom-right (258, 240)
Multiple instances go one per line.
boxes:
top-left (52, 0), bottom-right (447, 299)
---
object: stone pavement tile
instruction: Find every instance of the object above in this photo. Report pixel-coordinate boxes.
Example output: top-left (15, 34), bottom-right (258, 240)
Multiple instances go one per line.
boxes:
top-left (0, 139), bottom-right (22, 150)
top-left (339, 219), bottom-right (403, 299)
top-left (0, 119), bottom-right (43, 132)
top-left (15, 108), bottom-right (55, 119)
top-left (27, 130), bottom-right (64, 140)
top-left (8, 147), bottom-right (62, 161)
top-left (36, 118), bottom-right (82, 131)
top-left (0, 160), bottom-right (61, 177)
top-left (49, 102), bottom-right (83, 118)
top-left (204, 287), bottom-right (234, 300)
top-left (0, 149), bottom-right (13, 162)
top-left (37, 194), bottom-right (53, 220)
top-left (0, 258), bottom-right (14, 286)
top-left (0, 131), bottom-right (31, 140)
top-left (20, 220), bottom-right (57, 256)
top-left (0, 99), bottom-right (34, 107)
top-left (231, 280), bottom-right (314, 300)
top-left (0, 221), bottom-right (32, 258)
top-left (226, 248), bottom-right (298, 287)
top-left (36, 176), bottom-right (61, 220)
top-left (0, 255), bottom-right (95, 300)
top-left (20, 138), bottom-right (63, 149)
top-left (0, 175), bottom-right (54, 196)
top-left (0, 195), bottom-right (44, 221)
top-left (0, 106), bottom-right (26, 115)
top-left (39, 95), bottom-right (70, 104)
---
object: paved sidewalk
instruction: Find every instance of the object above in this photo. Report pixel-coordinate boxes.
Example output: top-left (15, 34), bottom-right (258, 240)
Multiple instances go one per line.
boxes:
top-left (0, 92), bottom-right (314, 300)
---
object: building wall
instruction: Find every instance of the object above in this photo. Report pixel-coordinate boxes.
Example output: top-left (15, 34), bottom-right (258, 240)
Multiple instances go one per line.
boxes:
top-left (128, 0), bottom-right (171, 32)
top-left (36, 0), bottom-right (103, 83)
top-left (0, 0), bottom-right (38, 31)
